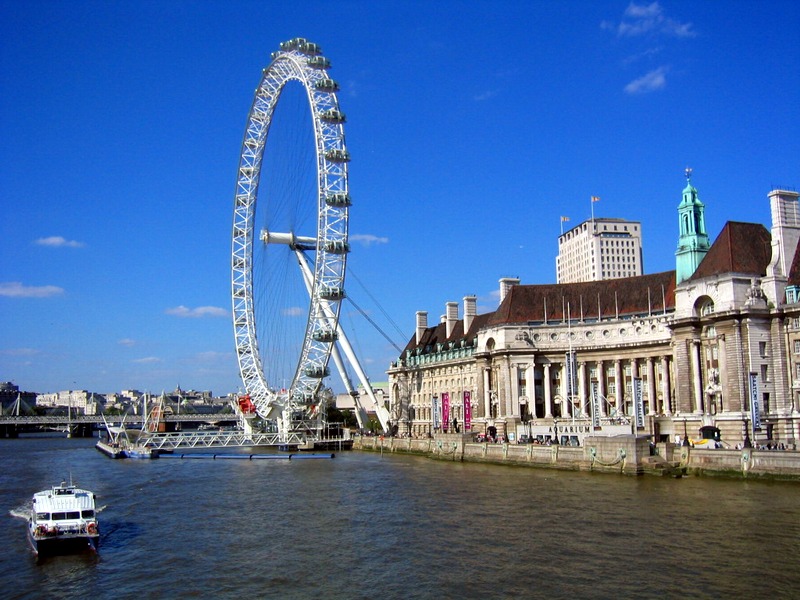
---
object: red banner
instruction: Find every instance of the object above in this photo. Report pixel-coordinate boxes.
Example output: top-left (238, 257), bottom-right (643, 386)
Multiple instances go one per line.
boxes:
top-left (442, 392), bottom-right (450, 432)
top-left (464, 391), bottom-right (472, 430)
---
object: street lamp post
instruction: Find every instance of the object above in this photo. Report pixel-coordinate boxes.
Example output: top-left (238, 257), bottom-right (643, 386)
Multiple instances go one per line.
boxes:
top-left (682, 418), bottom-right (691, 447)
top-left (743, 417), bottom-right (752, 448)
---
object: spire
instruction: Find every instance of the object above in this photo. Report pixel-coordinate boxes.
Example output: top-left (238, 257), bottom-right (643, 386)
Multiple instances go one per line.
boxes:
top-left (675, 167), bottom-right (710, 284)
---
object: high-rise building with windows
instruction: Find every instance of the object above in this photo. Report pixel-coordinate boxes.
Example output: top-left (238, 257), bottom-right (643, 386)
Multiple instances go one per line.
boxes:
top-left (556, 217), bottom-right (643, 283)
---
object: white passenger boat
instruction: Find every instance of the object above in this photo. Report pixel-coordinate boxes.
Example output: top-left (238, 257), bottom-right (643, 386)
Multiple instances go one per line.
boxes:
top-left (28, 480), bottom-right (99, 555)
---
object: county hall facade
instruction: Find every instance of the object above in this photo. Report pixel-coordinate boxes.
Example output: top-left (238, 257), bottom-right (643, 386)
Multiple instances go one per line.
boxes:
top-left (387, 178), bottom-right (800, 448)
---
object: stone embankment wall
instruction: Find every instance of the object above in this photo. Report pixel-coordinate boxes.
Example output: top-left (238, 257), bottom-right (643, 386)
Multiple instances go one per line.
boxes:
top-left (353, 434), bottom-right (800, 481)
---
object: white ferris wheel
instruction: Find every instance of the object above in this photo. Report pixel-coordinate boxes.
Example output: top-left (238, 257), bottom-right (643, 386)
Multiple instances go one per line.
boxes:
top-left (231, 38), bottom-right (390, 439)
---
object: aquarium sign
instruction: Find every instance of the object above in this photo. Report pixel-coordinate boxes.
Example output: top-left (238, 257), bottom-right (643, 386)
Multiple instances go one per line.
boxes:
top-left (634, 378), bottom-right (644, 429)
top-left (749, 372), bottom-right (761, 431)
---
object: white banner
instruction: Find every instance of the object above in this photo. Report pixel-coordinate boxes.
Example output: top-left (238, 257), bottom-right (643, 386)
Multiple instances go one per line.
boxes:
top-left (432, 395), bottom-right (440, 431)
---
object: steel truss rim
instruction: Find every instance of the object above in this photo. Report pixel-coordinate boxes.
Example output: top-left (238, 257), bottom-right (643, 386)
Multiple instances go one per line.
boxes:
top-left (231, 38), bottom-right (349, 424)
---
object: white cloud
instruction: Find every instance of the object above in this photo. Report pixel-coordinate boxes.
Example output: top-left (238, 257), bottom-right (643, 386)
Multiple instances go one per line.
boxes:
top-left (350, 233), bottom-right (389, 246)
top-left (194, 351), bottom-right (231, 362)
top-left (118, 338), bottom-right (136, 347)
top-left (165, 305), bottom-right (228, 318)
top-left (624, 66), bottom-right (668, 94)
top-left (606, 2), bottom-right (695, 38)
top-left (282, 306), bottom-right (305, 317)
top-left (1, 347), bottom-right (39, 356)
top-left (0, 281), bottom-right (64, 298)
top-left (474, 89), bottom-right (498, 102)
top-left (35, 236), bottom-right (85, 248)
top-left (133, 356), bottom-right (161, 364)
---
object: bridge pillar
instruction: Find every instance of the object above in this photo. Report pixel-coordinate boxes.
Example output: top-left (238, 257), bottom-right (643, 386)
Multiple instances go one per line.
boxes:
top-left (1, 424), bottom-right (19, 438)
top-left (67, 423), bottom-right (95, 438)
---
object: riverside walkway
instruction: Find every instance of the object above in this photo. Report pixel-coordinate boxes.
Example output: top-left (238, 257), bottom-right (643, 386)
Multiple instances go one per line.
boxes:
top-left (355, 433), bottom-right (800, 481)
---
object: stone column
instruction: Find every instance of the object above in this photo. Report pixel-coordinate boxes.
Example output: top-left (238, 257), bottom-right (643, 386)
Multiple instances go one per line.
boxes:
top-left (597, 360), bottom-right (607, 416)
top-left (661, 356), bottom-right (672, 416)
top-left (615, 359), bottom-right (624, 415)
top-left (647, 357), bottom-right (657, 415)
top-left (483, 368), bottom-right (492, 418)
top-left (718, 335), bottom-right (727, 413)
top-left (579, 361), bottom-right (589, 417)
top-left (691, 340), bottom-right (703, 414)
top-left (530, 361), bottom-right (538, 418)
top-left (513, 363), bottom-right (525, 418)
top-left (544, 363), bottom-right (553, 418)
top-left (503, 356), bottom-right (514, 418)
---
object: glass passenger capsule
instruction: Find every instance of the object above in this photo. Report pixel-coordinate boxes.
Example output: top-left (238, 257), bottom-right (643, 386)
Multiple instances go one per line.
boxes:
top-left (323, 240), bottom-right (350, 254)
top-left (306, 56), bottom-right (330, 69)
top-left (325, 192), bottom-right (352, 207)
top-left (312, 329), bottom-right (338, 343)
top-left (318, 286), bottom-right (346, 301)
top-left (303, 366), bottom-right (330, 378)
top-left (319, 108), bottom-right (346, 124)
top-left (324, 148), bottom-right (350, 163)
top-left (315, 78), bottom-right (339, 93)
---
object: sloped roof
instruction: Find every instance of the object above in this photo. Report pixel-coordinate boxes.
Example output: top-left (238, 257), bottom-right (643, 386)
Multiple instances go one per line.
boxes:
top-left (787, 238), bottom-right (800, 287)
top-left (487, 271), bottom-right (676, 327)
top-left (402, 311), bottom-right (492, 354)
top-left (690, 221), bottom-right (771, 280)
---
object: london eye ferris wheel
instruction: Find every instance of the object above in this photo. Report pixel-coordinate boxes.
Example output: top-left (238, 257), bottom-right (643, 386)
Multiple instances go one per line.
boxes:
top-left (231, 38), bottom-right (388, 437)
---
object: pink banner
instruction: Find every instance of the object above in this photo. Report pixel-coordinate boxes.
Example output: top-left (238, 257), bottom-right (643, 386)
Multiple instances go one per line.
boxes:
top-left (464, 391), bottom-right (472, 430)
top-left (442, 392), bottom-right (450, 432)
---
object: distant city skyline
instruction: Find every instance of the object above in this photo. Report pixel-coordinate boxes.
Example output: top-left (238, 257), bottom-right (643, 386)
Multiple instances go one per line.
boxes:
top-left (2, 1), bottom-right (798, 394)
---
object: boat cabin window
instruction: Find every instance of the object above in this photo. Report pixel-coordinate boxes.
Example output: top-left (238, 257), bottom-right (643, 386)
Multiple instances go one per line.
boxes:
top-left (52, 511), bottom-right (81, 520)
top-left (36, 512), bottom-right (50, 520)
top-left (81, 510), bottom-right (95, 518)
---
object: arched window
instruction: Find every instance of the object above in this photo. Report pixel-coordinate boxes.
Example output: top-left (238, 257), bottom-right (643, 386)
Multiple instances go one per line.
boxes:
top-left (695, 296), bottom-right (715, 317)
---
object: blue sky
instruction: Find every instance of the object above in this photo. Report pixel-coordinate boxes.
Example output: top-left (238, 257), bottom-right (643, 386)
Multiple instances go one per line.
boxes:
top-left (1, 1), bottom-right (798, 396)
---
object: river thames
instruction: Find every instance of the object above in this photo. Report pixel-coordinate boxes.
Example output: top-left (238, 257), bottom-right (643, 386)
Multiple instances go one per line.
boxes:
top-left (2, 435), bottom-right (798, 599)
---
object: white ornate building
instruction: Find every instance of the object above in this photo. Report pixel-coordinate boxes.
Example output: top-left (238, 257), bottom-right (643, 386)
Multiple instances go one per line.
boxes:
top-left (388, 180), bottom-right (800, 448)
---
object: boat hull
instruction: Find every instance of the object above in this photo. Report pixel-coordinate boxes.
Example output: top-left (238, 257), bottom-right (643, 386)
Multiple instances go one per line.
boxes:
top-left (96, 440), bottom-right (125, 459)
top-left (28, 529), bottom-right (99, 556)
top-left (124, 447), bottom-right (159, 459)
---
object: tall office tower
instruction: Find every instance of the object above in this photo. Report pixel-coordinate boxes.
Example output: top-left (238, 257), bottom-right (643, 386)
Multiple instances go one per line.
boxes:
top-left (556, 218), bottom-right (643, 283)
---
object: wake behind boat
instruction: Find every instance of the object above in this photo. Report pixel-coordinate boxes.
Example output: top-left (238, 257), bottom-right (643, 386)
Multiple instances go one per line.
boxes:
top-left (28, 480), bottom-right (99, 556)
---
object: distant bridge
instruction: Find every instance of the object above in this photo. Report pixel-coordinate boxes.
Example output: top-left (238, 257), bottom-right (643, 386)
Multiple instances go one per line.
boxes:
top-left (0, 413), bottom-right (236, 426)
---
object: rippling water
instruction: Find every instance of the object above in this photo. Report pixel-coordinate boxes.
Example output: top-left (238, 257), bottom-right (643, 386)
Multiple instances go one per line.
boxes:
top-left (2, 435), bottom-right (798, 599)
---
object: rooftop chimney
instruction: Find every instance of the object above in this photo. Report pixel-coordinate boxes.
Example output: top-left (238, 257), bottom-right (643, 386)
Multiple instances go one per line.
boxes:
top-left (415, 311), bottom-right (428, 345)
top-left (499, 277), bottom-right (520, 303)
top-left (445, 301), bottom-right (459, 338)
top-left (463, 295), bottom-right (477, 332)
top-left (767, 189), bottom-right (800, 278)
